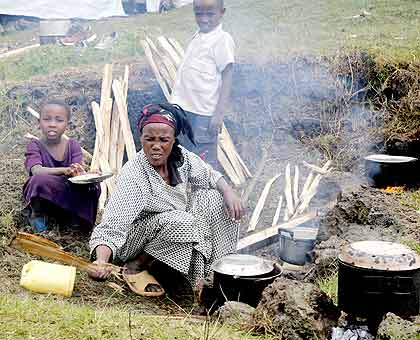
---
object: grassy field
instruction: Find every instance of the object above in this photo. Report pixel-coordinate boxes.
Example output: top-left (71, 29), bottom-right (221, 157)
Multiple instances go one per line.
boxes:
top-left (0, 0), bottom-right (419, 82)
top-left (0, 293), bottom-right (271, 340)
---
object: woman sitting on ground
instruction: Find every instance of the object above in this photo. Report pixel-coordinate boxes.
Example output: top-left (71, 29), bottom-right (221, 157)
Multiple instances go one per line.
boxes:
top-left (89, 103), bottom-right (244, 296)
top-left (23, 100), bottom-right (101, 232)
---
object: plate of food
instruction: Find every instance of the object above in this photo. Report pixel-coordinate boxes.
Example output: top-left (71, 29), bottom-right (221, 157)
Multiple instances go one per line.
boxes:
top-left (68, 172), bottom-right (114, 184)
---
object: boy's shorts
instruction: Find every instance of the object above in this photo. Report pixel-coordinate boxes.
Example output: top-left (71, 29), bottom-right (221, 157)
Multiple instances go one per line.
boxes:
top-left (179, 111), bottom-right (220, 170)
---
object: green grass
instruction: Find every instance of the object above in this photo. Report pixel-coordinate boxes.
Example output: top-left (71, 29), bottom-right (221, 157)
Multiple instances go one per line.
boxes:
top-left (1, 0), bottom-right (420, 82)
top-left (0, 294), bottom-right (268, 340)
top-left (395, 189), bottom-right (420, 212)
top-left (316, 270), bottom-right (338, 306)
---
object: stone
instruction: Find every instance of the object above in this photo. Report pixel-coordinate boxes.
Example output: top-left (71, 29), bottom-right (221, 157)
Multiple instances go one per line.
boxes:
top-left (376, 313), bottom-right (420, 340)
top-left (253, 277), bottom-right (340, 339)
top-left (216, 301), bottom-right (255, 327)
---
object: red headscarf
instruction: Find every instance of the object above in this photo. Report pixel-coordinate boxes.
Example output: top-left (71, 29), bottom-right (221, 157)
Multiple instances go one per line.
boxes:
top-left (138, 104), bottom-right (176, 131)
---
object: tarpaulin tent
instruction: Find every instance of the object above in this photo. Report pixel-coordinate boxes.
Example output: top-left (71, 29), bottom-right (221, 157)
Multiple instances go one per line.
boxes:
top-left (0, 0), bottom-right (125, 19)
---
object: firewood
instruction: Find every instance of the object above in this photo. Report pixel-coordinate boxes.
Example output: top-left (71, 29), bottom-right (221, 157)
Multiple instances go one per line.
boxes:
top-left (112, 80), bottom-right (137, 160)
top-left (247, 174), bottom-right (281, 232)
top-left (300, 171), bottom-right (314, 201)
top-left (26, 106), bottom-right (92, 162)
top-left (295, 174), bottom-right (322, 215)
top-left (293, 165), bottom-right (299, 206)
top-left (302, 160), bottom-right (332, 175)
top-left (146, 37), bottom-right (176, 89)
top-left (141, 39), bottom-right (171, 100)
top-left (241, 149), bottom-right (267, 202)
top-left (237, 211), bottom-right (317, 252)
top-left (157, 36), bottom-right (182, 67)
top-left (168, 37), bottom-right (185, 57)
top-left (218, 126), bottom-right (245, 184)
top-left (100, 64), bottom-right (113, 106)
top-left (217, 145), bottom-right (241, 186)
top-left (272, 195), bottom-right (283, 227)
top-left (284, 163), bottom-right (294, 220)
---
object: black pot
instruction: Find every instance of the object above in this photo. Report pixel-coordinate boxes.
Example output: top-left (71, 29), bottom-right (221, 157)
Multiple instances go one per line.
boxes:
top-left (364, 157), bottom-right (417, 188)
top-left (338, 260), bottom-right (420, 318)
top-left (213, 265), bottom-right (282, 307)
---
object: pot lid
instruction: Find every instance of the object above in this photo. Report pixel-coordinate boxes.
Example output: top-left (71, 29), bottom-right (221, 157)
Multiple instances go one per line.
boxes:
top-left (279, 227), bottom-right (318, 240)
top-left (211, 254), bottom-right (275, 277)
top-left (364, 154), bottom-right (417, 164)
top-left (338, 241), bottom-right (420, 271)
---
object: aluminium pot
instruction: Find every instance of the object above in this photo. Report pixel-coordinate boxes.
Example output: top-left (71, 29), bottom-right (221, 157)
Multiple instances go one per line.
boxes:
top-left (278, 227), bottom-right (318, 265)
top-left (338, 241), bottom-right (420, 318)
top-left (212, 254), bottom-right (282, 307)
top-left (364, 154), bottom-right (417, 188)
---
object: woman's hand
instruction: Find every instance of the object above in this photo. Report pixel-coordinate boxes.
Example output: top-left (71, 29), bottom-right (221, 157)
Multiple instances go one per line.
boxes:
top-left (88, 260), bottom-right (113, 281)
top-left (222, 187), bottom-right (245, 222)
top-left (65, 163), bottom-right (85, 177)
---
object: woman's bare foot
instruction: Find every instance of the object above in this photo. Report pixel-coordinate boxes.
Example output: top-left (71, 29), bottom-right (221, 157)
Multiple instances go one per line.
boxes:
top-left (123, 253), bottom-right (163, 293)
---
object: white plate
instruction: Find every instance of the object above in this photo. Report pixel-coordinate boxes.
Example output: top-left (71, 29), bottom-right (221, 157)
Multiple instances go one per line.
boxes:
top-left (68, 172), bottom-right (114, 184)
top-left (364, 154), bottom-right (417, 163)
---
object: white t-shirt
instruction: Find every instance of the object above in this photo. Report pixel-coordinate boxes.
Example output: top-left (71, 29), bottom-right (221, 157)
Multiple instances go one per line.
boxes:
top-left (171, 25), bottom-right (235, 117)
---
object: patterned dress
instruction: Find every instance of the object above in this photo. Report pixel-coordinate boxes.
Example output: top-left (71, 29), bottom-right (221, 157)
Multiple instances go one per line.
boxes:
top-left (89, 147), bottom-right (239, 286)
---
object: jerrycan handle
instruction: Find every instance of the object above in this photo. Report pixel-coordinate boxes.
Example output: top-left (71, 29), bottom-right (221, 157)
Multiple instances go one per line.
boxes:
top-left (278, 228), bottom-right (294, 239)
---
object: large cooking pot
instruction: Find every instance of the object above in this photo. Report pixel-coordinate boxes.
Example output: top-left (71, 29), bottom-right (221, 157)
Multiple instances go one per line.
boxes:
top-left (212, 254), bottom-right (282, 307)
top-left (278, 227), bottom-right (318, 265)
top-left (364, 154), bottom-right (417, 187)
top-left (338, 241), bottom-right (420, 318)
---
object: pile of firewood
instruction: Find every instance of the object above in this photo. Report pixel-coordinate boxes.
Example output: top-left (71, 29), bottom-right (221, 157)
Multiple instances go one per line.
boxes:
top-left (238, 161), bottom-right (332, 252)
top-left (90, 64), bottom-right (136, 209)
top-left (141, 36), bottom-right (252, 186)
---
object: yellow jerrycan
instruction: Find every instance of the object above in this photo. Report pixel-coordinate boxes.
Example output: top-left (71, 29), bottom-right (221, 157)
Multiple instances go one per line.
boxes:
top-left (20, 260), bottom-right (76, 297)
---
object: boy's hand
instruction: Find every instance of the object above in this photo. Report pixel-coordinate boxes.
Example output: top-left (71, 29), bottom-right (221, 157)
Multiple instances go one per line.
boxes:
top-left (209, 114), bottom-right (223, 135)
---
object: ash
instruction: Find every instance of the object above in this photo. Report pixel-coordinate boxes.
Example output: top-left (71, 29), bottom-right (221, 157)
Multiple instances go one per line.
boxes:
top-left (331, 325), bottom-right (374, 340)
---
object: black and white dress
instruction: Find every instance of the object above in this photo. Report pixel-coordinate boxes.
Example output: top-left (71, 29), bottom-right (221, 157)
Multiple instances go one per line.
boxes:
top-left (89, 147), bottom-right (239, 286)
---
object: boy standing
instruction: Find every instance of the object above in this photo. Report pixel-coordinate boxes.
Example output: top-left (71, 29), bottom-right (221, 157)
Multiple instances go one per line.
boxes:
top-left (171, 0), bottom-right (234, 169)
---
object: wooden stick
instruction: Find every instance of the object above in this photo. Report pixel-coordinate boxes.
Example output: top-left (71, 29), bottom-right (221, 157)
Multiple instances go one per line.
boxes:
top-left (237, 211), bottom-right (317, 252)
top-left (302, 160), bottom-right (332, 175)
top-left (146, 37), bottom-right (176, 89)
top-left (300, 171), bottom-right (314, 201)
top-left (218, 126), bottom-right (245, 184)
top-left (293, 165), bottom-right (299, 206)
top-left (157, 36), bottom-right (182, 67)
top-left (26, 106), bottom-right (92, 162)
top-left (141, 40), bottom-right (171, 100)
top-left (100, 64), bottom-right (113, 107)
top-left (272, 195), bottom-right (283, 227)
top-left (115, 66), bottom-right (130, 174)
top-left (295, 174), bottom-right (322, 215)
top-left (284, 163), bottom-right (294, 220)
top-left (220, 125), bottom-right (250, 179)
top-left (247, 174), bottom-right (281, 232)
top-left (168, 37), bottom-right (185, 57)
top-left (242, 149), bottom-right (267, 202)
top-left (92, 102), bottom-right (107, 209)
top-left (217, 145), bottom-right (241, 186)
top-left (112, 80), bottom-right (137, 160)
top-left (0, 44), bottom-right (40, 59)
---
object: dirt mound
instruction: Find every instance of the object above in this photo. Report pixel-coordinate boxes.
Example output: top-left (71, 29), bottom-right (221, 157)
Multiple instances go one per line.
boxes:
top-left (376, 313), bottom-right (420, 340)
top-left (319, 186), bottom-right (420, 243)
top-left (253, 277), bottom-right (339, 339)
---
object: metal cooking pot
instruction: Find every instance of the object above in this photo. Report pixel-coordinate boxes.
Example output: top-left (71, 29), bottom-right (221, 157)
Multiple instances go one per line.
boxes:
top-left (212, 254), bottom-right (282, 307)
top-left (278, 227), bottom-right (318, 265)
top-left (338, 241), bottom-right (420, 318)
top-left (364, 154), bottom-right (417, 188)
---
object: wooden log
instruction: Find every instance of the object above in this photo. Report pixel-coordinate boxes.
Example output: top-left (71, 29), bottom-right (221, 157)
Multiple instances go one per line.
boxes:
top-left (218, 126), bottom-right (246, 184)
top-left (112, 80), bottom-right (137, 160)
top-left (168, 37), bottom-right (185, 57)
top-left (26, 106), bottom-right (92, 162)
top-left (247, 174), bottom-right (281, 232)
top-left (0, 44), bottom-right (40, 59)
top-left (284, 163), bottom-right (294, 220)
top-left (237, 211), bottom-right (317, 252)
top-left (141, 39), bottom-right (171, 100)
top-left (272, 195), bottom-right (283, 227)
top-left (302, 160), bottom-right (332, 175)
top-left (157, 36), bottom-right (182, 67)
top-left (217, 145), bottom-right (241, 186)
top-left (100, 64), bottom-right (113, 107)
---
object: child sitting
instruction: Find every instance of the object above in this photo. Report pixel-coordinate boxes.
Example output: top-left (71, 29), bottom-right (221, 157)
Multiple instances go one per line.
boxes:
top-left (171, 0), bottom-right (234, 169)
top-left (23, 100), bottom-right (100, 232)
